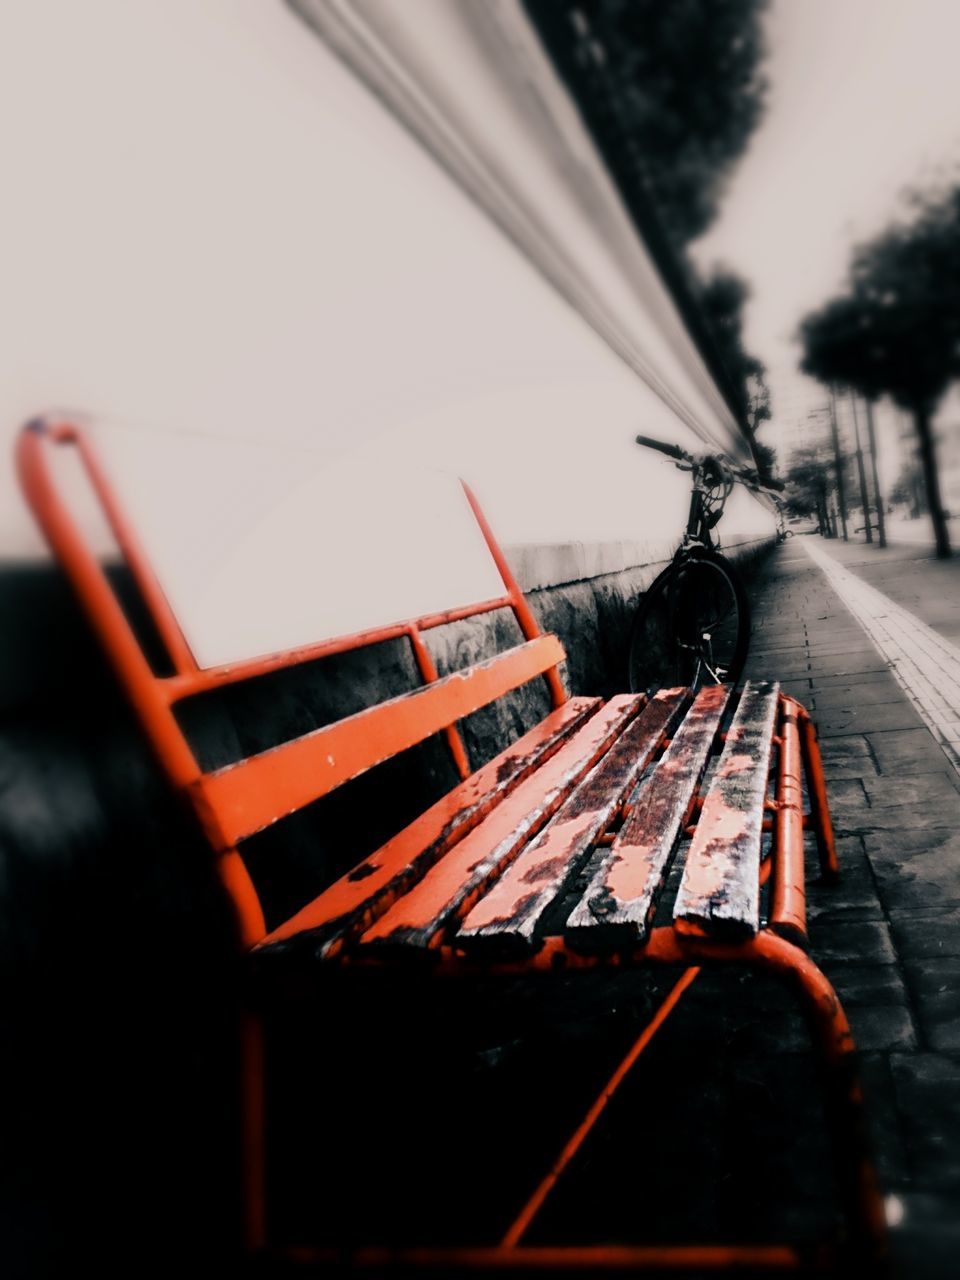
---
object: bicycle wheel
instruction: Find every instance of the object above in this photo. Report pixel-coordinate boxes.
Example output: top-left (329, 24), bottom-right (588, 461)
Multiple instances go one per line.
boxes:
top-left (627, 549), bottom-right (750, 695)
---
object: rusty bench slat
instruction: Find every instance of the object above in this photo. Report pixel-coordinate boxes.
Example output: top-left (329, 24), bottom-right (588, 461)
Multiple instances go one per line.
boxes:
top-left (259, 696), bottom-right (602, 957)
top-left (456, 688), bottom-right (690, 956)
top-left (674, 681), bottom-right (780, 938)
top-left (358, 696), bottom-right (643, 952)
top-left (195, 635), bottom-right (566, 849)
top-left (565, 683), bottom-right (731, 951)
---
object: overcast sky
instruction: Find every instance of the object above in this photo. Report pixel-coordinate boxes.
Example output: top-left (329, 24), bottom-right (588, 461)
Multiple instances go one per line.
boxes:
top-left (693, 0), bottom-right (960, 453)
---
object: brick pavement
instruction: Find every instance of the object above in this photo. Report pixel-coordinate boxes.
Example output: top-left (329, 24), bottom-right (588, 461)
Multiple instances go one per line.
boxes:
top-left (743, 536), bottom-right (960, 1277)
top-left (803, 539), bottom-right (960, 771)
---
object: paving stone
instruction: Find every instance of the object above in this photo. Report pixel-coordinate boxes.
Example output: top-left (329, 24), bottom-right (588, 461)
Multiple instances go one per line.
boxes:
top-left (806, 919), bottom-right (897, 966)
top-left (811, 668), bottom-right (901, 691)
top-left (749, 663), bottom-right (814, 682)
top-left (866, 825), bottom-right (960, 858)
top-left (862, 772), bottom-right (960, 807)
top-left (866, 728), bottom-right (959, 775)
top-left (801, 642), bottom-right (880, 661)
top-left (890, 1054), bottom-right (960, 1191)
top-left (728, 997), bottom-right (914, 1055)
top-left (902, 959), bottom-right (960, 1052)
top-left (823, 775), bottom-right (871, 808)
top-left (749, 642), bottom-right (812, 661)
top-left (887, 1192), bottom-right (960, 1280)
top-left (806, 653), bottom-right (890, 679)
top-left (817, 735), bottom-right (881, 778)
top-left (868, 839), bottom-right (960, 912)
top-left (843, 1004), bottom-right (918, 1053)
top-left (835, 802), bottom-right (954, 837)
top-left (820, 732), bottom-right (875, 756)
top-left (826, 963), bottom-right (912, 1007)
top-left (892, 912), bottom-right (960, 961)
top-left (811, 681), bottom-right (905, 713)
top-left (807, 835), bottom-right (879, 920)
top-left (857, 1053), bottom-right (912, 1190)
top-left (807, 882), bottom-right (882, 922)
top-left (817, 700), bottom-right (927, 738)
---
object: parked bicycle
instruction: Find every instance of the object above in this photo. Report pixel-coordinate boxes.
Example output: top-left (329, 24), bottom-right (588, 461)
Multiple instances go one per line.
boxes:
top-left (627, 434), bottom-right (784, 695)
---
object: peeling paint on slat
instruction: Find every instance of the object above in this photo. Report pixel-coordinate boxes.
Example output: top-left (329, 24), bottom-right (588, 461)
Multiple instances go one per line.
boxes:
top-left (565, 684), bottom-right (730, 951)
top-left (674, 681), bottom-right (779, 938)
top-left (457, 688), bottom-right (690, 956)
top-left (358, 696), bottom-right (644, 953)
top-left (258, 697), bottom-right (600, 957)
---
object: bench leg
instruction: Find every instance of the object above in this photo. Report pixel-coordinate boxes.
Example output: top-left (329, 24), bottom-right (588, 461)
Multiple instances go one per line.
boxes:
top-left (752, 932), bottom-right (887, 1267)
top-left (242, 1010), bottom-right (267, 1254)
top-left (502, 966), bottom-right (701, 1249)
top-left (794, 703), bottom-right (840, 883)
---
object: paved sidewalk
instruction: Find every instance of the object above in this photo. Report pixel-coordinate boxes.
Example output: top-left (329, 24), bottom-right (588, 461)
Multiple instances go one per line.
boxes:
top-left (813, 535), bottom-right (960, 647)
top-left (803, 539), bottom-right (960, 771)
top-left (743, 536), bottom-right (960, 1276)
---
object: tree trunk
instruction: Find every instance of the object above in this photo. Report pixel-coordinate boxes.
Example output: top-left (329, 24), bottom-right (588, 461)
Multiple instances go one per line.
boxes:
top-left (829, 388), bottom-right (849, 541)
top-left (864, 400), bottom-right (886, 549)
top-left (817, 496), bottom-right (829, 537)
top-left (914, 403), bottom-right (951, 558)
top-left (850, 395), bottom-right (872, 544)
top-left (911, 471), bottom-right (924, 519)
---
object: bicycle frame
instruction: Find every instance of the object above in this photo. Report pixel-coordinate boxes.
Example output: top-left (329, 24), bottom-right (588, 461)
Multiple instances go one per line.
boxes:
top-left (681, 459), bottom-right (729, 551)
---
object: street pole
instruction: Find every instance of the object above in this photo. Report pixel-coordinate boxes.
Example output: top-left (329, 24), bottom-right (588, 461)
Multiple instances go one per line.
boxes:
top-left (849, 393), bottom-right (873, 544)
top-left (864, 399), bottom-right (886, 549)
top-left (829, 387), bottom-right (849, 541)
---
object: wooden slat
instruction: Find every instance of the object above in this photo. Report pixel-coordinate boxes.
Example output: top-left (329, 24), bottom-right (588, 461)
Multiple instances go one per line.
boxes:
top-left (258, 696), bottom-right (601, 957)
top-left (457, 688), bottom-right (690, 956)
top-left (674, 681), bottom-right (780, 938)
top-left (565, 684), bottom-right (731, 951)
top-left (194, 635), bottom-right (565, 848)
top-left (359, 696), bottom-right (644, 953)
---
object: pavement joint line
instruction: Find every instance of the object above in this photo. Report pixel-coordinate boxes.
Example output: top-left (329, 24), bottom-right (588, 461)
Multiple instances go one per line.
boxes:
top-left (802, 539), bottom-right (960, 777)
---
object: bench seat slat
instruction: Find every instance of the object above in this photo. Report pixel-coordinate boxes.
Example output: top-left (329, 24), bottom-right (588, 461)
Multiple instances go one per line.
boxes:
top-left (565, 684), bottom-right (731, 951)
top-left (195, 635), bottom-right (565, 848)
top-left (456, 688), bottom-right (690, 956)
top-left (674, 681), bottom-right (780, 938)
top-left (257, 696), bottom-right (601, 957)
top-left (359, 696), bottom-right (644, 952)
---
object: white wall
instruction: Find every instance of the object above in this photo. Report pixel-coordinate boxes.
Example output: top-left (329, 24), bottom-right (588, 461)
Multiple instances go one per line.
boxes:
top-left (1, 0), bottom-right (775, 660)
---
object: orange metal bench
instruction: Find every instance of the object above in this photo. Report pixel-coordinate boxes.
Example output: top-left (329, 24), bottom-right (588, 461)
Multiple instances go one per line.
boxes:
top-left (17, 417), bottom-right (886, 1272)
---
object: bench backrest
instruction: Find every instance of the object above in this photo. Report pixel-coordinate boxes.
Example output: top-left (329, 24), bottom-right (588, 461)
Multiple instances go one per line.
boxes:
top-left (17, 418), bottom-right (568, 946)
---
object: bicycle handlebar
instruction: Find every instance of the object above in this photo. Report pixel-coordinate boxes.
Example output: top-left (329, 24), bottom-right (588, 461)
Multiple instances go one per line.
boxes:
top-left (635, 433), bottom-right (784, 493)
top-left (635, 434), bottom-right (688, 462)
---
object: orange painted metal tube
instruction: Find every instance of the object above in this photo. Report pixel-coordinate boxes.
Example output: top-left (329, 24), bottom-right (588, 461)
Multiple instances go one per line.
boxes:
top-left (407, 624), bottom-right (471, 780)
top-left (796, 704), bottom-right (841, 882)
top-left (242, 1012), bottom-right (267, 1253)
top-left (436, 928), bottom-right (886, 1266)
top-left (17, 422), bottom-right (201, 791)
top-left (16, 420), bottom-right (268, 947)
top-left (462, 482), bottom-right (566, 710)
top-left (771, 698), bottom-right (807, 946)
top-left (161, 594), bottom-right (515, 702)
top-left (280, 1243), bottom-right (804, 1270)
top-left (502, 967), bottom-right (700, 1248)
top-left (72, 426), bottom-right (199, 677)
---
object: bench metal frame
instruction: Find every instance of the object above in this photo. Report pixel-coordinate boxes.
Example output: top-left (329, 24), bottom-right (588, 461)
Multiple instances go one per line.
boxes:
top-left (18, 417), bottom-right (887, 1271)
